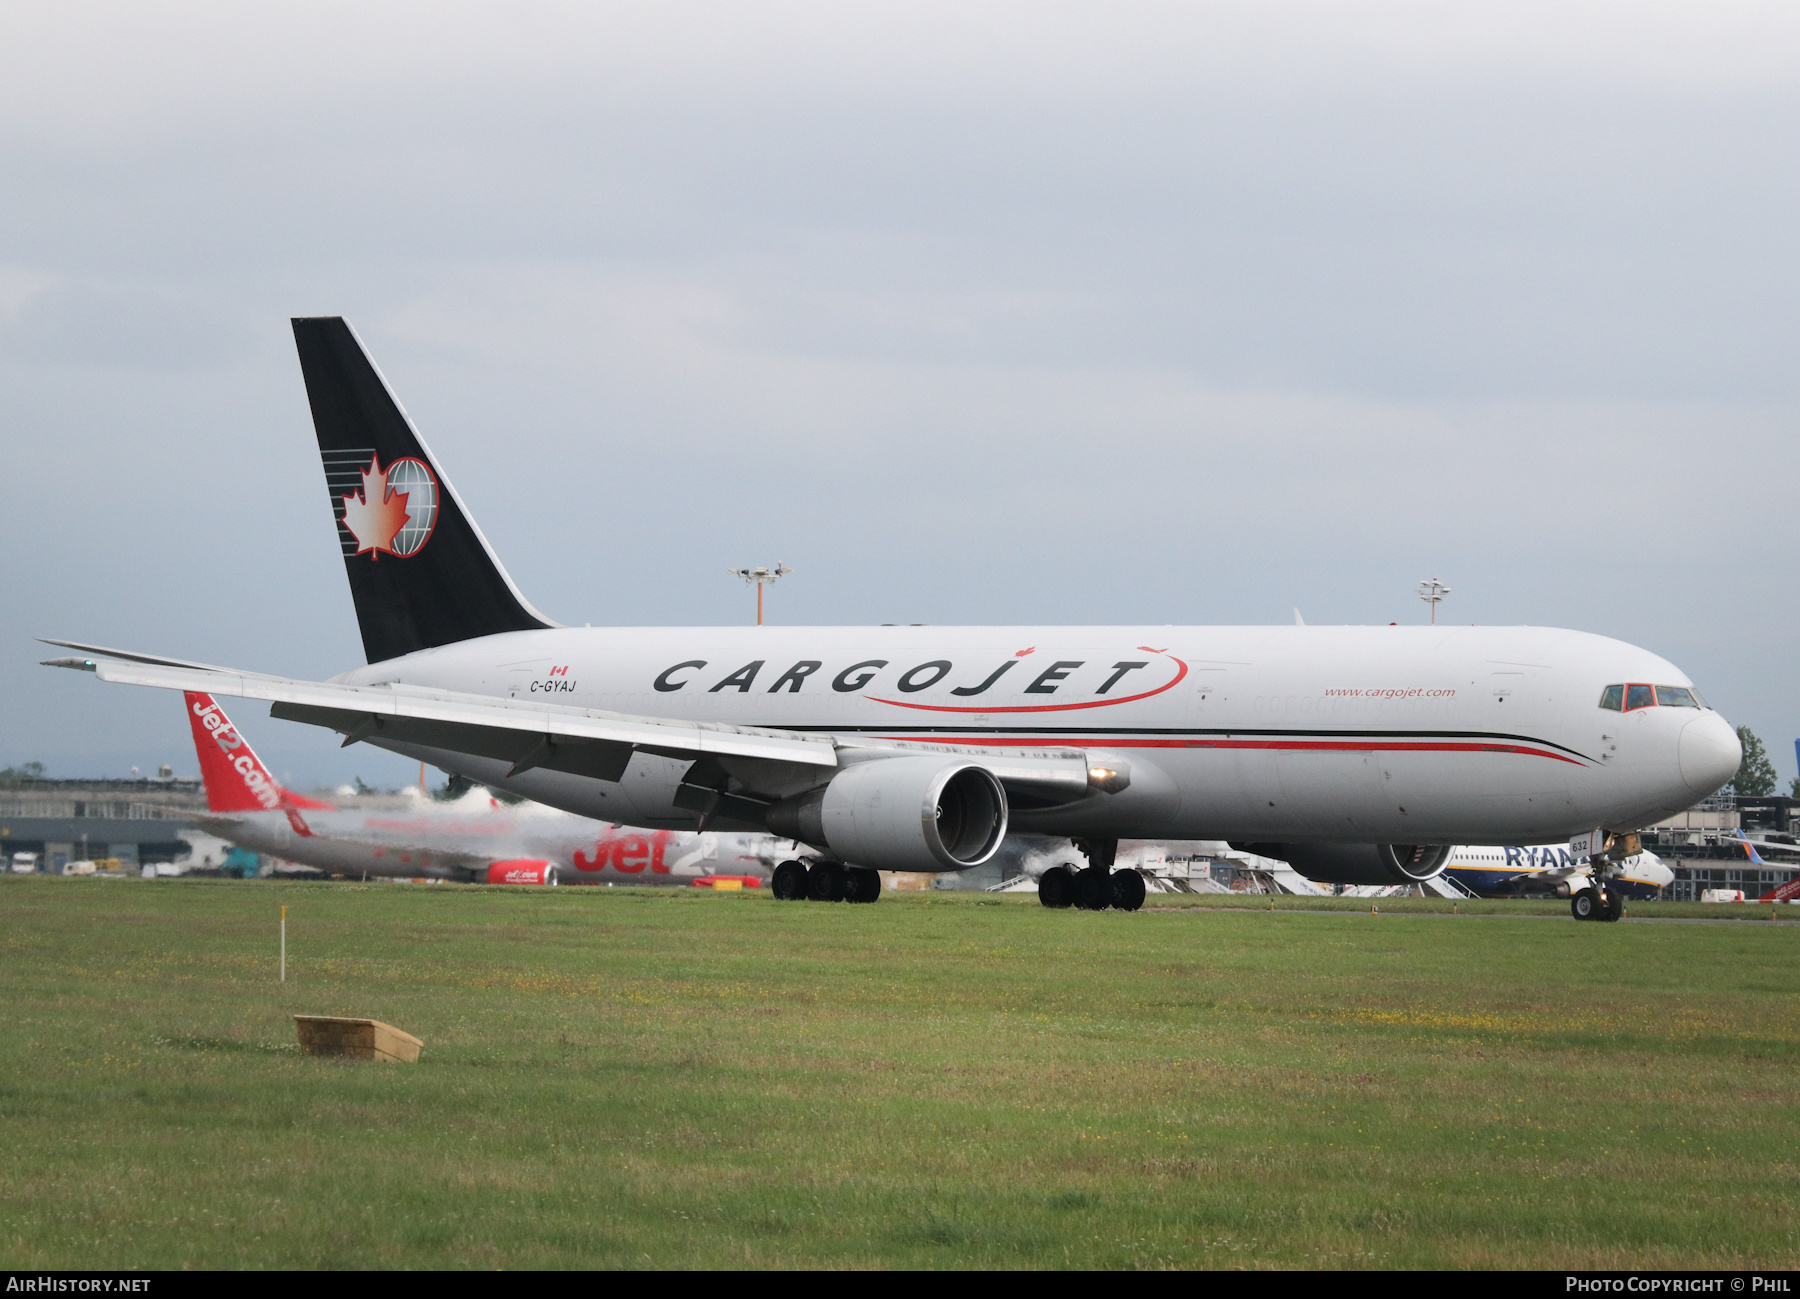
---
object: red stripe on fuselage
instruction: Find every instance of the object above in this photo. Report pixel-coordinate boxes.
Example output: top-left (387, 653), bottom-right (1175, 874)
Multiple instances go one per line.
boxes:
top-left (868, 735), bottom-right (1589, 765)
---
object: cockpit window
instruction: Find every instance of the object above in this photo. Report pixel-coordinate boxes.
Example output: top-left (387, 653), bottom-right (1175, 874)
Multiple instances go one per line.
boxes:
top-left (1602, 681), bottom-right (1706, 711)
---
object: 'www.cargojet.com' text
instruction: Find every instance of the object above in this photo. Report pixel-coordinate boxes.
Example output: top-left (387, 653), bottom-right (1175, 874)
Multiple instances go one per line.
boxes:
top-left (1323, 688), bottom-right (1459, 700)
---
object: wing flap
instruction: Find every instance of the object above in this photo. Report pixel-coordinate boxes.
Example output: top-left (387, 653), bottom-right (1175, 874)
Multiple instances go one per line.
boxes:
top-left (268, 702), bottom-right (638, 783)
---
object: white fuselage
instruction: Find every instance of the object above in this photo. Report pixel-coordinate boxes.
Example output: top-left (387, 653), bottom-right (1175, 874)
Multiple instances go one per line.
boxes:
top-left (337, 623), bottom-right (1739, 846)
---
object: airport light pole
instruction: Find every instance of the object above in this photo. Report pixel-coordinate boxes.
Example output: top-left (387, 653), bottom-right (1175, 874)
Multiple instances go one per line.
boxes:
top-left (728, 563), bottom-right (792, 626)
top-left (1416, 577), bottom-right (1451, 624)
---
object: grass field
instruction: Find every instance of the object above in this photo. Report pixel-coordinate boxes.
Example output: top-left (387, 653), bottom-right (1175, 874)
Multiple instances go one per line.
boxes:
top-left (2, 878), bottom-right (1797, 1270)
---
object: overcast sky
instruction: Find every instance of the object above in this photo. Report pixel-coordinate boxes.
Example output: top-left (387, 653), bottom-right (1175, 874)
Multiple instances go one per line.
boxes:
top-left (3, 1), bottom-right (1796, 790)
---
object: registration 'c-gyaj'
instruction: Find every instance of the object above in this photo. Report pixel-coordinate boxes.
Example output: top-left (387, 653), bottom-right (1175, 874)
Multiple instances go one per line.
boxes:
top-left (44, 317), bottom-right (1743, 914)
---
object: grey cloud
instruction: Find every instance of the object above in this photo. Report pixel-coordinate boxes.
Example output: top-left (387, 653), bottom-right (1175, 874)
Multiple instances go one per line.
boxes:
top-left (1, 3), bottom-right (1796, 785)
top-left (1, 282), bottom-right (253, 370)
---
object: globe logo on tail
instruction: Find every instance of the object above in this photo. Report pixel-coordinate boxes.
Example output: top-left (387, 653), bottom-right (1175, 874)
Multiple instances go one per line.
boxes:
top-left (340, 455), bottom-right (438, 559)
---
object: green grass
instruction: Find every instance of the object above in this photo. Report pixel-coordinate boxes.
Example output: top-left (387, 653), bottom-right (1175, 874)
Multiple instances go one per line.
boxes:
top-left (1142, 892), bottom-right (1794, 919)
top-left (1, 877), bottom-right (1797, 1270)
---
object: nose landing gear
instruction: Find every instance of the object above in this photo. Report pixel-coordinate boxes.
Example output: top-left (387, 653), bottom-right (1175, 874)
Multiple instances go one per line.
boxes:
top-left (1571, 831), bottom-right (1640, 923)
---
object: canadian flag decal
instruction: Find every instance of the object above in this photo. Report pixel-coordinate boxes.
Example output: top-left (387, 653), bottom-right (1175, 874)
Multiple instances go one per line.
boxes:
top-left (340, 455), bottom-right (439, 559)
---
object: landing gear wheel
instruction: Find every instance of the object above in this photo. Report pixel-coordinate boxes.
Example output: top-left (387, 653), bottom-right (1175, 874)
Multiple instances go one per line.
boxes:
top-left (771, 859), bottom-right (810, 901)
top-left (1600, 890), bottom-right (1624, 922)
top-left (1110, 869), bottom-right (1146, 912)
top-left (1570, 889), bottom-right (1599, 922)
top-left (844, 867), bottom-right (881, 904)
top-left (1074, 865), bottom-right (1112, 911)
top-left (1039, 865), bottom-right (1076, 908)
top-left (807, 861), bottom-right (847, 903)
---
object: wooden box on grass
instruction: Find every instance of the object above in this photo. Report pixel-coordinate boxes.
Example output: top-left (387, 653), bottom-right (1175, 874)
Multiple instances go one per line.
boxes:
top-left (294, 1015), bottom-right (422, 1063)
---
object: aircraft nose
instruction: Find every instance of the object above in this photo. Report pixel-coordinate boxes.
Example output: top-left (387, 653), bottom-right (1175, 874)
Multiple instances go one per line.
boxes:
top-left (1679, 712), bottom-right (1742, 796)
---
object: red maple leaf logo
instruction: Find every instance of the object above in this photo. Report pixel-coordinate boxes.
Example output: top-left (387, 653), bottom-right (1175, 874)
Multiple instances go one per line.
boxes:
top-left (340, 456), bottom-right (412, 559)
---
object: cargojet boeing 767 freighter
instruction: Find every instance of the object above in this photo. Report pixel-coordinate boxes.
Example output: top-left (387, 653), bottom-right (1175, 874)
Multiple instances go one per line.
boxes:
top-left (43, 317), bottom-right (1742, 915)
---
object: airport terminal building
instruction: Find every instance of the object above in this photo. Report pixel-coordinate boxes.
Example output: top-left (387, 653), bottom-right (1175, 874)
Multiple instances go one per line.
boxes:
top-left (1643, 795), bottom-right (1800, 901)
top-left (0, 775), bottom-right (203, 873)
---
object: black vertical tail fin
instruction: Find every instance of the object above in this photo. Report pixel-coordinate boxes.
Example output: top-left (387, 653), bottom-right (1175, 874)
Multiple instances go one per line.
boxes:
top-left (291, 317), bottom-right (556, 663)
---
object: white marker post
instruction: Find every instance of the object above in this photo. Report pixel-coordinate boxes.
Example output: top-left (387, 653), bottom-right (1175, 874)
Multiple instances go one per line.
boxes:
top-left (280, 905), bottom-right (286, 983)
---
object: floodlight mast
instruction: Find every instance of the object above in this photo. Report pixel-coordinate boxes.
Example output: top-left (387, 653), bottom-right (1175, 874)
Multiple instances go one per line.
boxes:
top-left (1416, 577), bottom-right (1451, 625)
top-left (727, 563), bottom-right (792, 626)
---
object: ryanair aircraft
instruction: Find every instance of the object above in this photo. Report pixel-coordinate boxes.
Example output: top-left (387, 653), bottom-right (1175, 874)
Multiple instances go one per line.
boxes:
top-left (1440, 843), bottom-right (1672, 907)
top-left (44, 318), bottom-right (1742, 916)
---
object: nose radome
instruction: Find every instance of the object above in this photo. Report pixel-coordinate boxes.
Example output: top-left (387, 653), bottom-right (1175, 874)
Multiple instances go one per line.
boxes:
top-left (1679, 713), bottom-right (1742, 796)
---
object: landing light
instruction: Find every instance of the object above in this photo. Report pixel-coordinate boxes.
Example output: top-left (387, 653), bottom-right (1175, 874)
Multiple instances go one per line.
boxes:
top-left (1086, 764), bottom-right (1131, 794)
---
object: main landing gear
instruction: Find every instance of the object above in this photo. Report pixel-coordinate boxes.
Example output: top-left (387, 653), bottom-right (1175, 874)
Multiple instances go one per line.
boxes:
top-left (1570, 885), bottom-right (1623, 922)
top-left (1038, 838), bottom-right (1145, 912)
top-left (770, 859), bottom-right (880, 904)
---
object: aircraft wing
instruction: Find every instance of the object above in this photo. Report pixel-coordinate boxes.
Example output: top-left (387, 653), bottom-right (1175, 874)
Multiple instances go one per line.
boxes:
top-left (1736, 834), bottom-right (1800, 860)
top-left (41, 641), bottom-right (1093, 803)
top-left (43, 639), bottom-right (835, 781)
top-left (1732, 830), bottom-right (1768, 864)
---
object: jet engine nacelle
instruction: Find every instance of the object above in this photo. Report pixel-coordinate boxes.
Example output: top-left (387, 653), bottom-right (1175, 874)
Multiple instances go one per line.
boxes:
top-left (486, 859), bottom-right (558, 885)
top-left (765, 756), bottom-right (1008, 873)
top-left (1231, 842), bottom-right (1451, 886)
